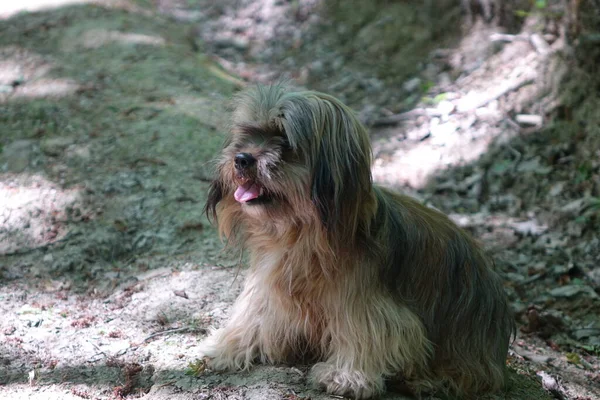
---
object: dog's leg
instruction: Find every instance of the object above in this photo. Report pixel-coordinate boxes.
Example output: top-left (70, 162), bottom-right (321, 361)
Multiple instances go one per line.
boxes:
top-left (197, 273), bottom-right (267, 371)
top-left (198, 268), bottom-right (302, 371)
top-left (311, 290), bottom-right (431, 399)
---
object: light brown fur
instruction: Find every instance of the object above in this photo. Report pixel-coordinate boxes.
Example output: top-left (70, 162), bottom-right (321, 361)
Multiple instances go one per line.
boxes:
top-left (201, 85), bottom-right (515, 399)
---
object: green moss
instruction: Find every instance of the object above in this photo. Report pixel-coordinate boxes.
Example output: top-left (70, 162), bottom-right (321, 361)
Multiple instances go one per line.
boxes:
top-left (0, 4), bottom-right (234, 170)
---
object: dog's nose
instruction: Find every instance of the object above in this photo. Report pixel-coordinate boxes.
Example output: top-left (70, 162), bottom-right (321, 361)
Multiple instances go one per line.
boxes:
top-left (234, 153), bottom-right (256, 170)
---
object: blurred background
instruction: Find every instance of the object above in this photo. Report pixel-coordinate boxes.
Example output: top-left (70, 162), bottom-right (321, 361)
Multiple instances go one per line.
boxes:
top-left (1, 1), bottom-right (599, 399)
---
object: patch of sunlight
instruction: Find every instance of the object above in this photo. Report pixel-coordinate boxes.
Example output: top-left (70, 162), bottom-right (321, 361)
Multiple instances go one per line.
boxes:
top-left (11, 79), bottom-right (81, 99)
top-left (0, 46), bottom-right (80, 102)
top-left (0, 386), bottom-right (84, 400)
top-left (368, 17), bottom-right (548, 190)
top-left (0, 174), bottom-right (82, 255)
top-left (448, 211), bottom-right (548, 252)
top-left (0, 60), bottom-right (51, 86)
top-left (0, 47), bottom-right (52, 83)
top-left (449, 212), bottom-right (548, 235)
top-left (78, 29), bottom-right (166, 49)
top-left (373, 134), bottom-right (492, 188)
top-left (0, 0), bottom-right (91, 19)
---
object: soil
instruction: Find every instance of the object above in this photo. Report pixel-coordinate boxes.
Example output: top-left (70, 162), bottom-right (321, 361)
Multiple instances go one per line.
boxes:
top-left (1, 1), bottom-right (599, 400)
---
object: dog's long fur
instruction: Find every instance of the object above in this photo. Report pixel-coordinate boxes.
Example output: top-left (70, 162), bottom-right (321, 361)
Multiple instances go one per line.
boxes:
top-left (202, 85), bottom-right (515, 399)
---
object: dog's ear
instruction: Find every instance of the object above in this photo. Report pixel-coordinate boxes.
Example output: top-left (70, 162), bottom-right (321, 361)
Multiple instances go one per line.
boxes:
top-left (298, 93), bottom-right (373, 240)
top-left (204, 179), bottom-right (223, 223)
top-left (311, 140), bottom-right (337, 232)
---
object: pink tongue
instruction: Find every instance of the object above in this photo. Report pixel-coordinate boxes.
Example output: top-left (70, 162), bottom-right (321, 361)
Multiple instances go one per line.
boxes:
top-left (234, 182), bottom-right (261, 203)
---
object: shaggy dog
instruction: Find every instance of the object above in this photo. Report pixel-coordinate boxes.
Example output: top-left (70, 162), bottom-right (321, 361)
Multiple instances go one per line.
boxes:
top-left (201, 85), bottom-right (514, 399)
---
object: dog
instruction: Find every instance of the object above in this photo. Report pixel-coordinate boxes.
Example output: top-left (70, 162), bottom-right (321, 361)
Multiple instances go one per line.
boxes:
top-left (201, 84), bottom-right (515, 399)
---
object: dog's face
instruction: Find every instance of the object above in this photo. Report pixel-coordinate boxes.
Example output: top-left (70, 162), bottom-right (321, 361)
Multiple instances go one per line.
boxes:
top-left (214, 123), bottom-right (312, 221)
top-left (205, 86), bottom-right (374, 242)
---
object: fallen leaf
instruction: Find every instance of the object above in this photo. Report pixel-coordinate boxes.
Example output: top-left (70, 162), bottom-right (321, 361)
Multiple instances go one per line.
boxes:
top-left (566, 352), bottom-right (581, 365)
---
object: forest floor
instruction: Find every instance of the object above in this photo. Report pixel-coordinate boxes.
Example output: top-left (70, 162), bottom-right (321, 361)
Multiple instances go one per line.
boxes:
top-left (0, 1), bottom-right (599, 399)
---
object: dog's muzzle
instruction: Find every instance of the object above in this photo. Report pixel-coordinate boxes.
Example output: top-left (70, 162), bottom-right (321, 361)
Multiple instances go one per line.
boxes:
top-left (233, 152), bottom-right (264, 203)
top-left (234, 153), bottom-right (256, 171)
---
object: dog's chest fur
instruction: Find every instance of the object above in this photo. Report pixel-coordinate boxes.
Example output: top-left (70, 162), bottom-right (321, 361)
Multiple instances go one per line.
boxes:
top-left (249, 240), bottom-right (332, 352)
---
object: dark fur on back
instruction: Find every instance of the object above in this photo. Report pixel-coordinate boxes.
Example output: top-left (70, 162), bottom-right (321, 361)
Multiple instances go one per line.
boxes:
top-left (369, 187), bottom-right (515, 391)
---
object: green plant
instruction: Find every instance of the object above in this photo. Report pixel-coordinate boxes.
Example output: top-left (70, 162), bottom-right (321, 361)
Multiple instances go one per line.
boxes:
top-left (185, 359), bottom-right (207, 377)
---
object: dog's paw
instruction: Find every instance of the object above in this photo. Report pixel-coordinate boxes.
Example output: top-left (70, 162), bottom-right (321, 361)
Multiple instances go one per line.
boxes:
top-left (197, 331), bottom-right (221, 358)
top-left (197, 348), bottom-right (237, 372)
top-left (203, 354), bottom-right (235, 372)
top-left (196, 330), bottom-right (254, 371)
top-left (197, 332), bottom-right (231, 371)
top-left (311, 362), bottom-right (384, 399)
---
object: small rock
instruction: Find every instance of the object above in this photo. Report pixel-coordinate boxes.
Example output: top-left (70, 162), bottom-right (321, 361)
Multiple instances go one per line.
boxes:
top-left (43, 253), bottom-right (54, 263)
top-left (516, 114), bottom-right (543, 126)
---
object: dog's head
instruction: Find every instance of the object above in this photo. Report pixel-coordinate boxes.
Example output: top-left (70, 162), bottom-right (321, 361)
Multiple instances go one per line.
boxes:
top-left (205, 85), bottom-right (374, 243)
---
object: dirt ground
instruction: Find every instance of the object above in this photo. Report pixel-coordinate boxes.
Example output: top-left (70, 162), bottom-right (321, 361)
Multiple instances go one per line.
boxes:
top-left (1, 1), bottom-right (599, 399)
